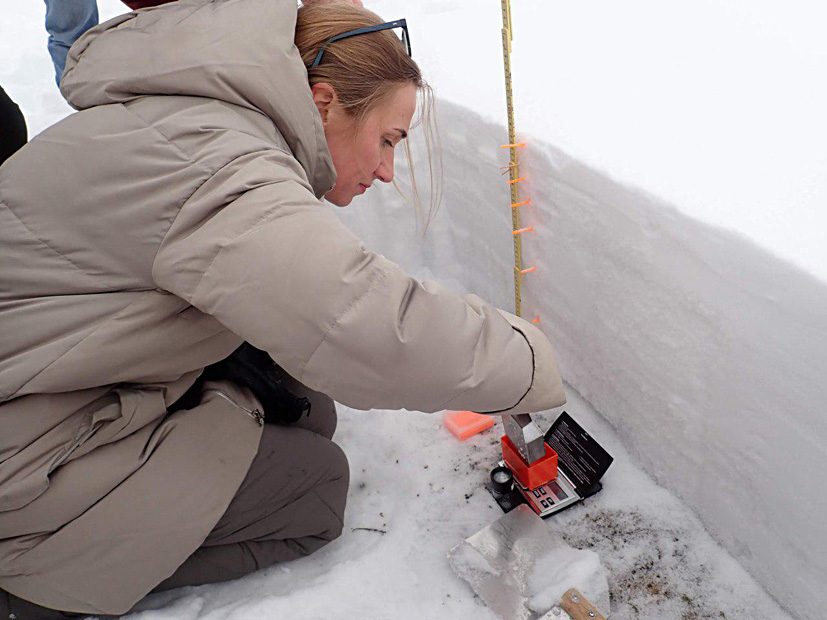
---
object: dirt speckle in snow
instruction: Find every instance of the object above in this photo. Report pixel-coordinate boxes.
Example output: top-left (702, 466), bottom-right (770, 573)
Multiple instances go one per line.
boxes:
top-left (561, 509), bottom-right (733, 620)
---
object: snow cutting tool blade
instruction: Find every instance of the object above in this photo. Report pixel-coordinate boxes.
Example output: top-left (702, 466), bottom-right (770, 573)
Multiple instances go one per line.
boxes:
top-left (447, 505), bottom-right (610, 620)
top-left (502, 414), bottom-right (546, 463)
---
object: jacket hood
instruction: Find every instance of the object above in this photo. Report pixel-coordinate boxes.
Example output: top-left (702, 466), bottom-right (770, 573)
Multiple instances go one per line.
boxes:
top-left (61, 0), bottom-right (336, 198)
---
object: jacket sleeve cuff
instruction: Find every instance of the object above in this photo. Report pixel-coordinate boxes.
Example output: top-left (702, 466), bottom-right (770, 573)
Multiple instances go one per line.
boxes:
top-left (476, 309), bottom-right (567, 415)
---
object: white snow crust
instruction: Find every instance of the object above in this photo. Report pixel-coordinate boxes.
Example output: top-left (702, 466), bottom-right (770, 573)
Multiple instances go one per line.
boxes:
top-left (526, 545), bottom-right (605, 614)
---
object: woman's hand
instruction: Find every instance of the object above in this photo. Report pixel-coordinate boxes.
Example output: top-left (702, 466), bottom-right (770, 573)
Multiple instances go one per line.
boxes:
top-left (302, 0), bottom-right (365, 7)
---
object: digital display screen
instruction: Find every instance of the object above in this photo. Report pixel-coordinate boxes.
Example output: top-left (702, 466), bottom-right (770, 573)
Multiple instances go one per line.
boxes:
top-left (549, 480), bottom-right (568, 501)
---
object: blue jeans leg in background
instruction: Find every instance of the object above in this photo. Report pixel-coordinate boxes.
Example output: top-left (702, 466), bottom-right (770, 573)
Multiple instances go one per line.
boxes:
top-left (44, 0), bottom-right (99, 87)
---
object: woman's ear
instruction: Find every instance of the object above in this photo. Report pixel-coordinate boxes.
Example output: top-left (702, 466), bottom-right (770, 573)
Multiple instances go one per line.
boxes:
top-left (311, 83), bottom-right (337, 126)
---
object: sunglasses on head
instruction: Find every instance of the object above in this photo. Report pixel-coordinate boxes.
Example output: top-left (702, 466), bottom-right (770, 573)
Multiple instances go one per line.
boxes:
top-left (310, 18), bottom-right (411, 69)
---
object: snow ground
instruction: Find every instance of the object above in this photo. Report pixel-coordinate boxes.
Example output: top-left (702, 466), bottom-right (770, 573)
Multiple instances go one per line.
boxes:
top-left (126, 392), bottom-right (794, 620)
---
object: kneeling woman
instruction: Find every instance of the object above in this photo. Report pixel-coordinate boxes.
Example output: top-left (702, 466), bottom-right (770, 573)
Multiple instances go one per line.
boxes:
top-left (0, 0), bottom-right (565, 616)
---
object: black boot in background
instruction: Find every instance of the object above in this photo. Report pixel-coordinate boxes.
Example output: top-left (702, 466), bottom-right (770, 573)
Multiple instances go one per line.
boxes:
top-left (1, 588), bottom-right (86, 619)
top-left (201, 343), bottom-right (311, 425)
top-left (0, 85), bottom-right (27, 166)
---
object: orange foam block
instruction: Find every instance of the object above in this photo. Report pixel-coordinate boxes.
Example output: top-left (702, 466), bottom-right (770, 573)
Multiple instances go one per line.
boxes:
top-left (443, 410), bottom-right (495, 441)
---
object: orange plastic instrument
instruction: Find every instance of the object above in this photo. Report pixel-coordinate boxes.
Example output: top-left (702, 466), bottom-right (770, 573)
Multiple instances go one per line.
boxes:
top-left (443, 410), bottom-right (496, 441)
top-left (501, 434), bottom-right (558, 490)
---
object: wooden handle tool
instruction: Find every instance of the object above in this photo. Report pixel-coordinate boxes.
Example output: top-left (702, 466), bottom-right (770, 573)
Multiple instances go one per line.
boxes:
top-left (558, 588), bottom-right (607, 620)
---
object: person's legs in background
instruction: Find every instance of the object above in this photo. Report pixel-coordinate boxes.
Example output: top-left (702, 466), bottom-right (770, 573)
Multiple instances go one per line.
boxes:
top-left (43, 0), bottom-right (99, 87)
top-left (0, 85), bottom-right (27, 166)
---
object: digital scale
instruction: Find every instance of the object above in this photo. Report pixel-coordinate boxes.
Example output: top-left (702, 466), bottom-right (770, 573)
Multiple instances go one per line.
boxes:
top-left (487, 411), bottom-right (614, 518)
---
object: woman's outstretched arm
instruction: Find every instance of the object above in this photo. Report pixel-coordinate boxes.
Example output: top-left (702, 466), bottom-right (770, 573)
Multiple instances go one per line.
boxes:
top-left (152, 147), bottom-right (565, 415)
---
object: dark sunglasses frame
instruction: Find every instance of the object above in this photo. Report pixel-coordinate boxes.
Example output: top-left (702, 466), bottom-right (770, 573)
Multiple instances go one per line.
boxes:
top-left (310, 19), bottom-right (411, 69)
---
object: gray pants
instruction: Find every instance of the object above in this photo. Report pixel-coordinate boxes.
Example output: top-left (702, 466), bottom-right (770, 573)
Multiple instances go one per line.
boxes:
top-left (1, 373), bottom-right (349, 618)
top-left (154, 371), bottom-right (349, 592)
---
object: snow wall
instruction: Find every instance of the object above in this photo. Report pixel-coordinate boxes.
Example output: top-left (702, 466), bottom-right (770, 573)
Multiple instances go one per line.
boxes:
top-left (337, 99), bottom-right (827, 620)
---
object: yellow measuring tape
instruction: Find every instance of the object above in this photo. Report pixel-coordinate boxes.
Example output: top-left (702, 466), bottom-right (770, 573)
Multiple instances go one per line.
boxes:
top-left (501, 0), bottom-right (526, 318)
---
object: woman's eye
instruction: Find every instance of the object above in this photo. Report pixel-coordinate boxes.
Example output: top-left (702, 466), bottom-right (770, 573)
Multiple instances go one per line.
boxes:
top-left (384, 139), bottom-right (394, 147)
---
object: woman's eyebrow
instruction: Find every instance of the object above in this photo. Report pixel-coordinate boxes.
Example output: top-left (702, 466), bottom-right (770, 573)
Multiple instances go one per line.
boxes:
top-left (394, 128), bottom-right (408, 139)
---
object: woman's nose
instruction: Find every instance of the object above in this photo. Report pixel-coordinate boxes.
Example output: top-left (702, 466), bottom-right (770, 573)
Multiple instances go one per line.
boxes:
top-left (375, 152), bottom-right (394, 184)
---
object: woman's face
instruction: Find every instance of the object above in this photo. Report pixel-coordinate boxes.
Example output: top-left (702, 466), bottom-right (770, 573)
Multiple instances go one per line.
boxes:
top-left (313, 82), bottom-right (417, 206)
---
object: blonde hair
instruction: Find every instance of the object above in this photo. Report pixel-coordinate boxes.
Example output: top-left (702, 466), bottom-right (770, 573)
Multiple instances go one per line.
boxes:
top-left (295, 3), bottom-right (443, 232)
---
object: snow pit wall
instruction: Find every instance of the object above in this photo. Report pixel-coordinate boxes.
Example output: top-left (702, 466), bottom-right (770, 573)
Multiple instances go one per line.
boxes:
top-left (337, 100), bottom-right (827, 620)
